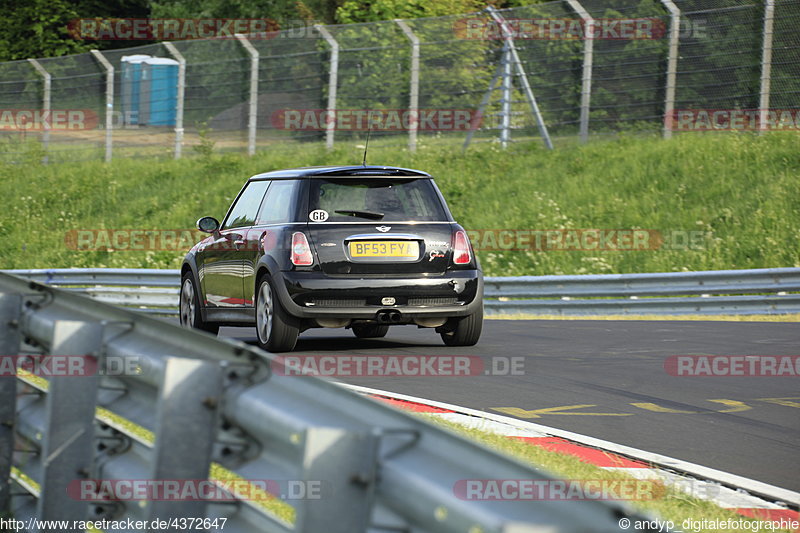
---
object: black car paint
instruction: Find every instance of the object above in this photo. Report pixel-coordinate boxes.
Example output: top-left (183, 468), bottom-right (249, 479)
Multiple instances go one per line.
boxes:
top-left (181, 166), bottom-right (483, 329)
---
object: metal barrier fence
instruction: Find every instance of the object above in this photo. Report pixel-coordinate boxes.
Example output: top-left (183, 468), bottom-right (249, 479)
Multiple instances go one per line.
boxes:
top-left (6, 267), bottom-right (800, 316)
top-left (1, 0), bottom-right (797, 163)
top-left (0, 271), bottom-right (649, 532)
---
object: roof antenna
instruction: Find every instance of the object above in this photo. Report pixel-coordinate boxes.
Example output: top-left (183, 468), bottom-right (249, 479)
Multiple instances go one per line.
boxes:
top-left (362, 112), bottom-right (373, 167)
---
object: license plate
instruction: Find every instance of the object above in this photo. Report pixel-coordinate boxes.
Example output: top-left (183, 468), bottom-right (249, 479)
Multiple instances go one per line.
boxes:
top-left (349, 241), bottom-right (418, 258)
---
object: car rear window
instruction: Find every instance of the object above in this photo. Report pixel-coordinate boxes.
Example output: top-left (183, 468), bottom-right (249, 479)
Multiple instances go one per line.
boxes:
top-left (308, 178), bottom-right (448, 222)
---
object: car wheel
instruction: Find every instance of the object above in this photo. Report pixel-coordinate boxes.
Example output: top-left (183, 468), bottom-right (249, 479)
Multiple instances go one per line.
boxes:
top-left (440, 303), bottom-right (483, 346)
top-left (256, 276), bottom-right (299, 352)
top-left (180, 273), bottom-right (219, 335)
top-left (352, 324), bottom-right (389, 338)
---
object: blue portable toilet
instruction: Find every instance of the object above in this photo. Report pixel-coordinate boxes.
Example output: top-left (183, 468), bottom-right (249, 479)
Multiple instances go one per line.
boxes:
top-left (140, 57), bottom-right (179, 126)
top-left (120, 55), bottom-right (151, 126)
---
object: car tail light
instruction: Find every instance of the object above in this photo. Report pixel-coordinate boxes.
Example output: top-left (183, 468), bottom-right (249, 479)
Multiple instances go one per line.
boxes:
top-left (452, 230), bottom-right (472, 265)
top-left (291, 232), bottom-right (313, 266)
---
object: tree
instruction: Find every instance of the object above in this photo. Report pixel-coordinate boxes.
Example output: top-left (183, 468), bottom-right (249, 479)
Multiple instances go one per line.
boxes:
top-left (0, 0), bottom-right (151, 61)
top-left (0, 0), bottom-right (91, 60)
top-left (335, 0), bottom-right (483, 24)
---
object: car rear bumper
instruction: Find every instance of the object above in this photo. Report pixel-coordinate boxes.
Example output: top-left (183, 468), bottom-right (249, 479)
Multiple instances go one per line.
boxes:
top-left (273, 270), bottom-right (483, 319)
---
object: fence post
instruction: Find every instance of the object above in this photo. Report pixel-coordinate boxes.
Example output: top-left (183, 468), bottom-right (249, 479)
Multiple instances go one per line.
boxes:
top-left (463, 59), bottom-right (505, 151)
top-left (90, 50), bottom-right (114, 162)
top-left (500, 40), bottom-right (512, 148)
top-left (163, 42), bottom-right (186, 159)
top-left (485, 7), bottom-right (554, 150)
top-left (235, 34), bottom-right (259, 156)
top-left (563, 0), bottom-right (593, 143)
top-left (315, 25), bottom-right (339, 151)
top-left (26, 59), bottom-right (51, 163)
top-left (395, 20), bottom-right (420, 153)
top-left (759, 0), bottom-right (775, 134)
top-left (661, 0), bottom-right (681, 139)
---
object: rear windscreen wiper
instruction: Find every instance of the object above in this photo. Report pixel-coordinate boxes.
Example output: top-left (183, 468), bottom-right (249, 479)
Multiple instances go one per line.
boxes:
top-left (334, 209), bottom-right (385, 220)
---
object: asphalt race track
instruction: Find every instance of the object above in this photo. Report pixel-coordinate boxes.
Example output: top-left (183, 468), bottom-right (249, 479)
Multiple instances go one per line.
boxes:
top-left (220, 319), bottom-right (800, 492)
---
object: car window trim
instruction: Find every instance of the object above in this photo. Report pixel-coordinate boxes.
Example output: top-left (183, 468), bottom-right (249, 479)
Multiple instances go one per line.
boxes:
top-left (256, 179), bottom-right (300, 226)
top-left (221, 179), bottom-right (273, 231)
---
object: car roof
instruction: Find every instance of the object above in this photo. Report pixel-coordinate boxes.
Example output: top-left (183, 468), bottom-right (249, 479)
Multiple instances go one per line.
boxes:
top-left (248, 165), bottom-right (432, 180)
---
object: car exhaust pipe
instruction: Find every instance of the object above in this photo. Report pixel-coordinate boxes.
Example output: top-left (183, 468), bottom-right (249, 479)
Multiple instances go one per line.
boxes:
top-left (377, 310), bottom-right (402, 324)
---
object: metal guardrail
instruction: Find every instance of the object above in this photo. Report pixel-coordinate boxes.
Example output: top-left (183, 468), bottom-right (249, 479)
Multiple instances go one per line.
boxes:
top-left (7, 267), bottom-right (800, 316)
top-left (0, 271), bottom-right (649, 532)
top-left (484, 267), bottom-right (800, 315)
top-left (8, 269), bottom-right (182, 316)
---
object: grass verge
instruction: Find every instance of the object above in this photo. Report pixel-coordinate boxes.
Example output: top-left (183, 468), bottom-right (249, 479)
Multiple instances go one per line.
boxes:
top-left (2, 132), bottom-right (798, 276)
top-left (425, 415), bottom-right (796, 533)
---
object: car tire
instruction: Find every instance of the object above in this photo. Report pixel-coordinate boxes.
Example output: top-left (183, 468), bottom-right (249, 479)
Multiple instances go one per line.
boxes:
top-left (255, 276), bottom-right (299, 352)
top-left (440, 303), bottom-right (483, 346)
top-left (352, 324), bottom-right (390, 338)
top-left (180, 272), bottom-right (219, 335)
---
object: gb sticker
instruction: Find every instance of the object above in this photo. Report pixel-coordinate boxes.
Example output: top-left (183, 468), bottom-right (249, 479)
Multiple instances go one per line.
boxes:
top-left (309, 209), bottom-right (329, 222)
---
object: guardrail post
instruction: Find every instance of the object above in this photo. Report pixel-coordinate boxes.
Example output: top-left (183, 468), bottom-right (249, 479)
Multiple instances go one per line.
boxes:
top-left (163, 42), bottom-right (186, 159)
top-left (563, 0), bottom-right (594, 143)
top-left (37, 321), bottom-right (103, 524)
top-left (294, 428), bottom-right (376, 532)
top-left (90, 50), bottom-right (114, 162)
top-left (660, 0), bottom-right (680, 139)
top-left (395, 20), bottom-right (420, 153)
top-left (315, 25), bottom-right (339, 151)
top-left (0, 294), bottom-right (22, 514)
top-left (759, 0), bottom-right (775, 134)
top-left (235, 34), bottom-right (259, 156)
top-left (26, 59), bottom-right (51, 163)
top-left (146, 357), bottom-right (223, 524)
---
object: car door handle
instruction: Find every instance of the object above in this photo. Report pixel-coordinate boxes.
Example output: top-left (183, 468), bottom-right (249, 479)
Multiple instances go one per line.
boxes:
top-left (233, 239), bottom-right (246, 249)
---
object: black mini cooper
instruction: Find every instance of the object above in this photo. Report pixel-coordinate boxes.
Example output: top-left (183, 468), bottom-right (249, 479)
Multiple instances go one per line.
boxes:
top-left (180, 165), bottom-right (483, 352)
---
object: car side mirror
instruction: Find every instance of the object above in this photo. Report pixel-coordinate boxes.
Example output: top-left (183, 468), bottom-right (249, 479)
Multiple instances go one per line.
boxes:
top-left (197, 216), bottom-right (220, 233)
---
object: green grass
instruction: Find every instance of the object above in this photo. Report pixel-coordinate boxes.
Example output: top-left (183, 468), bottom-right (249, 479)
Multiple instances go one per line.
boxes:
top-left (2, 132), bottom-right (799, 276)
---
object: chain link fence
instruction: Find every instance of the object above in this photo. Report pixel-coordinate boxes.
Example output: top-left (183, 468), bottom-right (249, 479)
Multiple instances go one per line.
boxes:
top-left (0, 0), bottom-right (797, 163)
